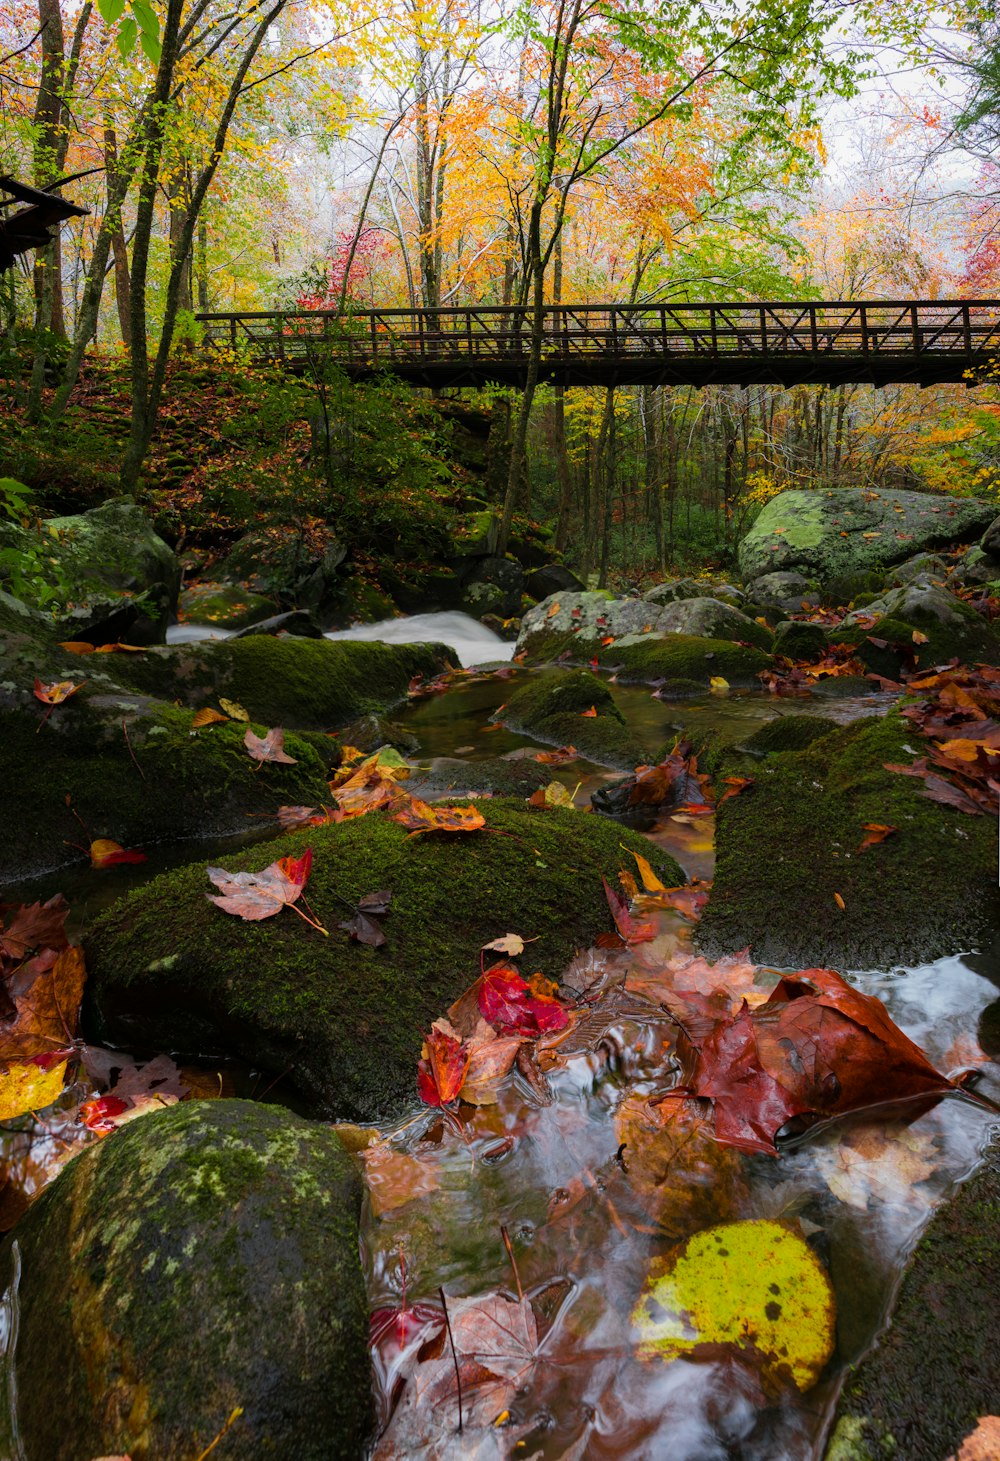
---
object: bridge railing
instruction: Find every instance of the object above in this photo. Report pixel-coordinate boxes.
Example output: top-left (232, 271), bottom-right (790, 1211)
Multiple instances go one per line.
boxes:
top-left (195, 300), bottom-right (1000, 372)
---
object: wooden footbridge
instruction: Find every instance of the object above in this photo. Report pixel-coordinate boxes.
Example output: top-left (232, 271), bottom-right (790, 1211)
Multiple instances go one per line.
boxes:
top-left (195, 299), bottom-right (1000, 389)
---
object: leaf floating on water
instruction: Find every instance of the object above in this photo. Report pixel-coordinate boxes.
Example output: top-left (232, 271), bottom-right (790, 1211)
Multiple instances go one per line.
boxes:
top-left (632, 1219), bottom-right (835, 1394)
top-left (89, 838), bottom-right (147, 868)
top-left (478, 963), bottom-right (569, 1037)
top-left (364, 1143), bottom-right (441, 1215)
top-left (602, 877), bottom-right (656, 944)
top-left (78, 1053), bottom-right (191, 1135)
top-left (814, 1124), bottom-right (939, 1211)
top-left (0, 1057), bottom-right (69, 1121)
top-left (244, 726), bottom-right (297, 764)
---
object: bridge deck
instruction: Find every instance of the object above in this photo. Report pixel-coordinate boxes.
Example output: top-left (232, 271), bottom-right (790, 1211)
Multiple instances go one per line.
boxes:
top-left (194, 300), bottom-right (1000, 388)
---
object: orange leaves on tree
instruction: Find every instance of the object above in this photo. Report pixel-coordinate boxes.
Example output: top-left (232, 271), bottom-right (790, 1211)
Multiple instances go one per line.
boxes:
top-left (663, 966), bottom-right (963, 1155)
top-left (244, 726), bottom-right (297, 765)
top-left (417, 1019), bottom-right (470, 1106)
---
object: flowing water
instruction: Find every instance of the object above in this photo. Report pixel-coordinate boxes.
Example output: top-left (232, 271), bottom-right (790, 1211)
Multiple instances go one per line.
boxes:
top-left (5, 617), bottom-right (1000, 1458)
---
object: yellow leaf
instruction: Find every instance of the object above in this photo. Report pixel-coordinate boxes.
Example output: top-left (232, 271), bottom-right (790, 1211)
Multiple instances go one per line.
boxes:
top-left (219, 698), bottom-right (249, 722)
top-left (621, 844), bottom-right (667, 893)
top-left (912, 630), bottom-right (929, 645)
top-left (710, 676), bottom-right (730, 693)
top-left (192, 707), bottom-right (229, 728)
top-left (834, 892), bottom-right (846, 910)
top-left (632, 1219), bottom-right (835, 1392)
top-left (0, 1059), bottom-right (68, 1120)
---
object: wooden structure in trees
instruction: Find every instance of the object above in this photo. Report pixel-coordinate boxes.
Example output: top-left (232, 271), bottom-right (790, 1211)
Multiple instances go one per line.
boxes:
top-left (0, 175), bottom-right (89, 274)
top-left (195, 299), bottom-right (1000, 389)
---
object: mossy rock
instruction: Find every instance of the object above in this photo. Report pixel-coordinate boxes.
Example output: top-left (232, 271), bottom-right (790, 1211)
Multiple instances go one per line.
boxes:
top-left (698, 711), bottom-right (1000, 968)
top-left (600, 635), bottom-right (772, 690)
top-left (178, 581), bottom-right (278, 629)
top-left (0, 702), bottom-right (330, 883)
top-left (0, 497), bottom-right (180, 640)
top-left (824, 1140), bottom-right (1000, 1461)
top-left (2, 1100), bottom-right (371, 1460)
top-left (406, 755), bottom-right (551, 800)
top-left (739, 487), bottom-right (997, 586)
top-left (773, 620), bottom-right (829, 661)
top-left (499, 668), bottom-right (622, 728)
top-left (695, 713), bottom-right (843, 782)
top-left (838, 583), bottom-right (1000, 671)
top-left (108, 635), bottom-right (452, 731)
top-left (85, 802), bottom-right (684, 1121)
top-left (496, 669), bottom-right (646, 769)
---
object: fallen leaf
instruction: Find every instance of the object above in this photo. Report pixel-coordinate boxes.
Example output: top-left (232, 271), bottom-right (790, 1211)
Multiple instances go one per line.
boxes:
top-left (949, 1416), bottom-right (1000, 1461)
top-left (416, 1019), bottom-right (469, 1106)
top-left (482, 933), bottom-right (526, 957)
top-left (632, 1219), bottom-right (834, 1394)
top-left (33, 678), bottom-right (84, 705)
top-left (460, 1019), bottom-right (526, 1103)
top-left (364, 1143), bottom-right (440, 1215)
top-left (79, 1053), bottom-right (191, 1135)
top-left (219, 697), bottom-right (249, 721)
top-left (546, 601), bottom-right (561, 618)
top-left (89, 839), bottom-right (147, 868)
top-left (710, 676), bottom-right (730, 693)
top-left (662, 966), bottom-right (961, 1155)
top-left (602, 877), bottom-right (656, 944)
top-left (912, 630), bottom-right (929, 645)
top-left (391, 796), bottom-right (485, 836)
top-left (478, 963), bottom-right (569, 1036)
top-left (814, 1124), bottom-right (938, 1211)
top-left (527, 780), bottom-right (575, 809)
top-left (192, 706), bottom-right (229, 728)
top-left (57, 640), bottom-right (94, 655)
top-left (834, 892), bottom-right (846, 910)
top-left (615, 1092), bottom-right (748, 1231)
top-left (206, 847), bottom-right (313, 922)
top-left (859, 823), bottom-right (896, 851)
top-left (339, 889), bottom-right (391, 946)
top-left (0, 895), bottom-right (70, 961)
top-left (580, 705), bottom-right (598, 718)
top-left (621, 846), bottom-right (667, 893)
top-left (0, 1057), bottom-right (69, 1120)
top-left (0, 944), bottom-right (86, 1063)
top-left (532, 745), bottom-right (578, 765)
top-left (718, 776), bottom-right (754, 805)
top-left (244, 726), bottom-right (297, 764)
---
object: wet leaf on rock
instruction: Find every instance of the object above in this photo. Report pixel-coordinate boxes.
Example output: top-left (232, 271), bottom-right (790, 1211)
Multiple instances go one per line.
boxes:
top-left (206, 847), bottom-right (313, 922)
top-left (417, 1020), bottom-right (470, 1107)
top-left (244, 726), bottom-right (297, 764)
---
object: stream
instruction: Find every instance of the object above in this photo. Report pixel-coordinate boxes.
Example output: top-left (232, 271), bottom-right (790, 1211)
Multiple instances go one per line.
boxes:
top-left (7, 611), bottom-right (1000, 1459)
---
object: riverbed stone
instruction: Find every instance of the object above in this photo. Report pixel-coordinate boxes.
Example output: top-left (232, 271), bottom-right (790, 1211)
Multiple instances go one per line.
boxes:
top-left (698, 710), bottom-right (1000, 968)
top-left (84, 801), bottom-right (685, 1120)
top-left (643, 577), bottom-right (746, 608)
top-left (0, 497), bottom-right (180, 642)
top-left (178, 581), bottom-right (278, 629)
top-left (217, 530), bottom-right (348, 622)
top-left (824, 1139), bottom-right (1000, 1461)
top-left (3, 1099), bottom-right (371, 1460)
top-left (883, 551), bottom-right (949, 588)
top-left (525, 563), bottom-right (585, 599)
top-left (459, 555), bottom-right (524, 618)
top-left (495, 668), bottom-right (647, 768)
top-left (772, 619), bottom-right (829, 661)
top-left (107, 634), bottom-right (452, 730)
top-left (738, 488), bottom-right (996, 586)
top-left (839, 582), bottom-right (1000, 670)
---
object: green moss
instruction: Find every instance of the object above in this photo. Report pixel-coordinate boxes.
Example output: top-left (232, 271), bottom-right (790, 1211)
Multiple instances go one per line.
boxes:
top-left (109, 635), bottom-right (453, 730)
top-left (529, 711), bottom-right (648, 770)
top-left (179, 584), bottom-right (278, 629)
top-left (826, 1142), bottom-right (1000, 1460)
top-left (698, 711), bottom-right (1000, 968)
top-left (500, 668), bottom-right (623, 728)
top-left (772, 621), bottom-right (828, 661)
top-left (835, 602), bottom-right (1000, 674)
top-left (739, 714), bottom-right (842, 757)
top-left (602, 636), bottom-right (773, 688)
top-left (86, 801), bottom-right (685, 1120)
top-left (0, 703), bottom-right (329, 882)
top-left (6, 1100), bottom-right (371, 1459)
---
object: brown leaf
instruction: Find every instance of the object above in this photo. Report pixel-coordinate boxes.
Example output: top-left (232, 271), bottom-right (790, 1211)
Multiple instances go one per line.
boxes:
top-left (859, 823), bottom-right (897, 851)
top-left (391, 796), bottom-right (485, 836)
top-left (364, 1143), bottom-right (441, 1215)
top-left (206, 848), bottom-right (313, 922)
top-left (244, 726), bottom-right (297, 764)
top-left (192, 706), bottom-right (229, 728)
top-left (0, 944), bottom-right (86, 1063)
top-left (33, 677), bottom-right (85, 705)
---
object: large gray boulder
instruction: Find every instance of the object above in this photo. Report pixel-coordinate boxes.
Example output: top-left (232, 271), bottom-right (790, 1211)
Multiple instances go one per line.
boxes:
top-left (0, 497), bottom-right (179, 642)
top-left (517, 590), bottom-right (772, 659)
top-left (3, 1100), bottom-right (372, 1460)
top-left (738, 487), bottom-right (996, 586)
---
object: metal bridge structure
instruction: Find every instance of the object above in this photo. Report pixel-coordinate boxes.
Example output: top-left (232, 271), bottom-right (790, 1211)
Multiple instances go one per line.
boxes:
top-left (194, 298), bottom-right (1000, 390)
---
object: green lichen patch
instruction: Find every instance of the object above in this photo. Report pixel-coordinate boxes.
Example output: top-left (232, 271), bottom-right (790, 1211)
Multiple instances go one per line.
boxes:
top-left (825, 1140), bottom-right (1000, 1461)
top-left (698, 711), bottom-right (1000, 968)
top-left (85, 802), bottom-right (685, 1121)
top-left (108, 634), bottom-right (453, 730)
top-left (3, 1100), bottom-right (371, 1460)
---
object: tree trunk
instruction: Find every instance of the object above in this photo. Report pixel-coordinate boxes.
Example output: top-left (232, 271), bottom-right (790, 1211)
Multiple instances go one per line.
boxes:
top-left (104, 120), bottom-right (132, 350)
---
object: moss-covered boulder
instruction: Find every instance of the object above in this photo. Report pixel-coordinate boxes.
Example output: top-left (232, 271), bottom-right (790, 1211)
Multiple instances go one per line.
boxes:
top-left (406, 754), bottom-right (551, 800)
top-left (739, 488), bottom-right (996, 587)
top-left (1, 604), bottom-right (445, 880)
top-left (0, 497), bottom-right (180, 642)
top-left (698, 711), bottom-right (1000, 968)
top-left (178, 581), bottom-right (278, 629)
top-left (517, 590), bottom-right (771, 660)
top-left (2, 1100), bottom-right (371, 1460)
top-left (824, 1140), bottom-right (1000, 1461)
top-left (643, 577), bottom-right (747, 608)
top-left (773, 620), bottom-right (829, 661)
top-left (108, 635), bottom-right (452, 730)
top-left (85, 802), bottom-right (684, 1120)
top-left (496, 668), bottom-right (647, 769)
top-left (839, 582), bottom-right (1000, 670)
